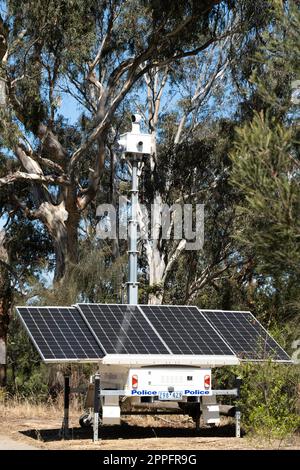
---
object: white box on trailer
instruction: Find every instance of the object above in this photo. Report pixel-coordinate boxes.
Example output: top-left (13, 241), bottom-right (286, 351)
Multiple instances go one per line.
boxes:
top-left (126, 367), bottom-right (212, 398)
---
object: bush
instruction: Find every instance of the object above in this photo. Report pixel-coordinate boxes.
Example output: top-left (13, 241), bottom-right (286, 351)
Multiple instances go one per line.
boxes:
top-left (237, 361), bottom-right (300, 440)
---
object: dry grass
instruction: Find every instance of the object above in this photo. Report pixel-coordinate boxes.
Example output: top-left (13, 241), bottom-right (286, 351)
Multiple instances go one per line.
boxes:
top-left (0, 398), bottom-right (299, 450)
top-left (0, 394), bottom-right (80, 421)
top-left (124, 413), bottom-right (196, 429)
top-left (1, 399), bottom-right (60, 420)
top-left (0, 397), bottom-right (193, 427)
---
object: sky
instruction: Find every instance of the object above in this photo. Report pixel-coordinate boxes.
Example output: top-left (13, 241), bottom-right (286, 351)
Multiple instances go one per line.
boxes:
top-left (59, 93), bottom-right (82, 124)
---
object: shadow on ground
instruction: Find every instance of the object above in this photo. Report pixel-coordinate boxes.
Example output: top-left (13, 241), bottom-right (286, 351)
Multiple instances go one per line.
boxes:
top-left (21, 422), bottom-right (242, 443)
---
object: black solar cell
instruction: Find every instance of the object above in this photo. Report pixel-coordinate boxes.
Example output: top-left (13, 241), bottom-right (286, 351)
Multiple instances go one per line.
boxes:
top-left (76, 303), bottom-right (170, 355)
top-left (16, 306), bottom-right (104, 361)
top-left (141, 305), bottom-right (235, 356)
top-left (200, 310), bottom-right (291, 361)
top-left (16, 304), bottom-right (291, 363)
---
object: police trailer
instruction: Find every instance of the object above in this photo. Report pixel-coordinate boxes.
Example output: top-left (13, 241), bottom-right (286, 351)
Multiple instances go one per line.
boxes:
top-left (16, 115), bottom-right (292, 441)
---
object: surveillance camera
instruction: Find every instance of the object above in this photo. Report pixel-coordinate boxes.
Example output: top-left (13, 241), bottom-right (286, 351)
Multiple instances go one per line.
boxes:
top-left (137, 141), bottom-right (143, 148)
top-left (131, 114), bottom-right (142, 124)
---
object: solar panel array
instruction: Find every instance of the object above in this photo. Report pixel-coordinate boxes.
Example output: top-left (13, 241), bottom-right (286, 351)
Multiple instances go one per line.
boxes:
top-left (200, 310), bottom-right (291, 361)
top-left (17, 307), bottom-right (104, 361)
top-left (142, 305), bottom-right (234, 356)
top-left (76, 304), bottom-right (169, 355)
top-left (16, 304), bottom-right (291, 363)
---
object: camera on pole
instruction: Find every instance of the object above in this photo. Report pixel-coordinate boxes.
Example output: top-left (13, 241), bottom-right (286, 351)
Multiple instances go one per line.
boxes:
top-left (117, 114), bottom-right (151, 305)
top-left (117, 114), bottom-right (152, 159)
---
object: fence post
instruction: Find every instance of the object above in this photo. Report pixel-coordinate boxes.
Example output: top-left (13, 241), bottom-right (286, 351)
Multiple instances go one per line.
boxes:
top-left (235, 376), bottom-right (242, 438)
top-left (93, 373), bottom-right (101, 442)
top-left (60, 375), bottom-right (70, 439)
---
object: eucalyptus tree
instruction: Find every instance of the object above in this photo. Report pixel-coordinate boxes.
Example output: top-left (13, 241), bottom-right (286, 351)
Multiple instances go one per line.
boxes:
top-left (126, 0), bottom-right (277, 303)
top-left (0, 0), bottom-right (229, 282)
top-left (229, 0), bottom-right (300, 326)
top-left (0, 229), bottom-right (11, 386)
top-left (0, 0), bottom-right (281, 308)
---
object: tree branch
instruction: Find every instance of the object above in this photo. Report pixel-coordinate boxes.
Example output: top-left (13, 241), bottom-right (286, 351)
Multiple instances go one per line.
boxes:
top-left (9, 194), bottom-right (41, 220)
top-left (162, 239), bottom-right (187, 283)
top-left (0, 259), bottom-right (19, 281)
top-left (0, 171), bottom-right (70, 187)
top-left (187, 261), bottom-right (236, 301)
top-left (174, 57), bottom-right (229, 144)
top-left (89, 5), bottom-right (116, 74)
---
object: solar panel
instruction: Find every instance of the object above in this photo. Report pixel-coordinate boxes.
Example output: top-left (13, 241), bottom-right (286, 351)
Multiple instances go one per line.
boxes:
top-left (141, 305), bottom-right (235, 356)
top-left (16, 303), bottom-right (291, 364)
top-left (200, 310), bottom-right (291, 361)
top-left (76, 303), bottom-right (170, 355)
top-left (16, 306), bottom-right (104, 361)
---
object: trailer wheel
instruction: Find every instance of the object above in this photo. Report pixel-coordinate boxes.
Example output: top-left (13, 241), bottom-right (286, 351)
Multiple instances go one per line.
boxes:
top-left (79, 412), bottom-right (93, 428)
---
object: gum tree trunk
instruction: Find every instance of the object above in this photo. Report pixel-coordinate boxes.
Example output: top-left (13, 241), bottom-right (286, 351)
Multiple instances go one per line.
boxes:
top-left (36, 196), bottom-right (80, 282)
top-left (0, 231), bottom-right (12, 388)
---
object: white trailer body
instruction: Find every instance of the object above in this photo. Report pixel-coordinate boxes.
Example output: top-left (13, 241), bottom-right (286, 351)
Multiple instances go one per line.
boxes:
top-left (126, 367), bottom-right (212, 398)
top-left (99, 365), bottom-right (212, 397)
top-left (84, 364), bottom-right (224, 427)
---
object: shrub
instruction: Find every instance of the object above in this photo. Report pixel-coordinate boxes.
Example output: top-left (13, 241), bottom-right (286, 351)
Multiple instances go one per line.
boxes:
top-left (237, 361), bottom-right (300, 440)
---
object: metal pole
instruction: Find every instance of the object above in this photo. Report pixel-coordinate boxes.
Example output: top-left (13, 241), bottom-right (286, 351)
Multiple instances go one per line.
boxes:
top-left (61, 375), bottom-right (70, 439)
top-left (235, 410), bottom-right (241, 438)
top-left (235, 376), bottom-right (242, 438)
top-left (127, 156), bottom-right (139, 305)
top-left (121, 283), bottom-right (126, 304)
top-left (93, 373), bottom-right (101, 442)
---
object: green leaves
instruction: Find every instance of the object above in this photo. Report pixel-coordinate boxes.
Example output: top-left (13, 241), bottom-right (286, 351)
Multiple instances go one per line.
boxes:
top-left (229, 4), bottom-right (300, 328)
top-left (237, 361), bottom-right (300, 439)
top-left (230, 110), bottom-right (300, 277)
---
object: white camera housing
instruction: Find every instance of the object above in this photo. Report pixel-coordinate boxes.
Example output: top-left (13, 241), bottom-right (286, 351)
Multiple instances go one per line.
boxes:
top-left (118, 114), bottom-right (152, 156)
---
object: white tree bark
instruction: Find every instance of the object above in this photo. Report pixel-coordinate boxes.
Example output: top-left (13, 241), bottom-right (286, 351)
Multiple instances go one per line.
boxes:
top-left (137, 45), bottom-right (230, 304)
top-left (0, 15), bottom-right (8, 107)
top-left (35, 201), bottom-right (78, 281)
top-left (0, 230), bottom-right (12, 387)
top-left (9, 144), bottom-right (78, 282)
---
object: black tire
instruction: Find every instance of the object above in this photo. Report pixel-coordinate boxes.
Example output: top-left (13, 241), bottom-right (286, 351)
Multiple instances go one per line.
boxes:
top-left (79, 412), bottom-right (93, 428)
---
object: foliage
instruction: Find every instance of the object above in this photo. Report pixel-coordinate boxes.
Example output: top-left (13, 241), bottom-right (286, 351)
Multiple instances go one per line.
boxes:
top-left (31, 237), bottom-right (127, 305)
top-left (229, 0), bottom-right (300, 334)
top-left (230, 112), bottom-right (300, 277)
top-left (237, 362), bottom-right (300, 440)
top-left (251, 0), bottom-right (300, 118)
top-left (0, 0), bottom-right (274, 283)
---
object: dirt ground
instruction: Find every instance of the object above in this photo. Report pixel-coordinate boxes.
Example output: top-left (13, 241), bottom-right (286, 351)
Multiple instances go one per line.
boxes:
top-left (0, 411), bottom-right (299, 450)
top-left (0, 434), bottom-right (38, 450)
